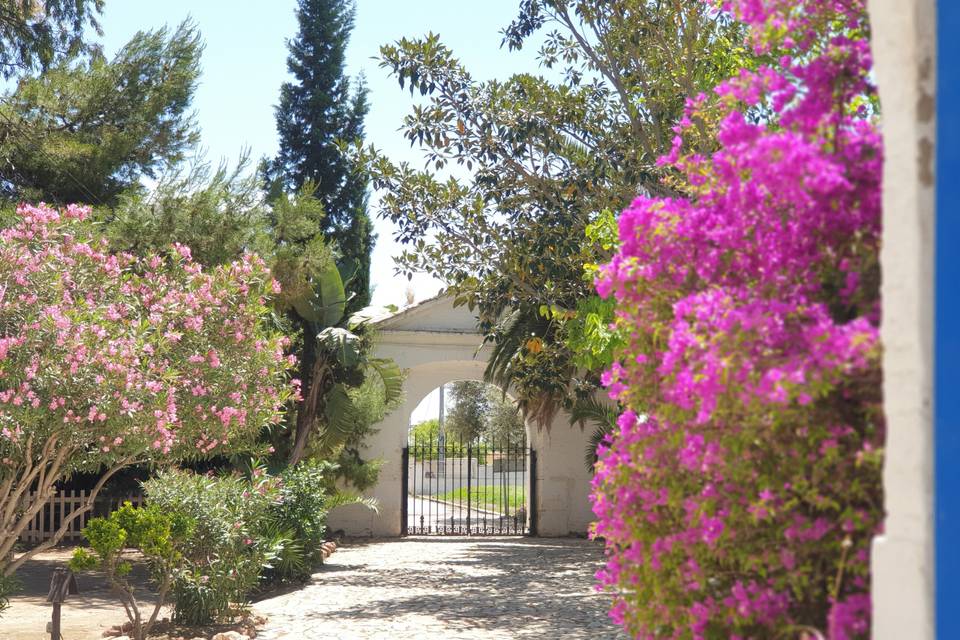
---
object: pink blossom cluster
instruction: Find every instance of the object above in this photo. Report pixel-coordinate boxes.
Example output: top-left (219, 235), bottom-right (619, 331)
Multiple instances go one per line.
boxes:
top-left (0, 204), bottom-right (295, 473)
top-left (591, 1), bottom-right (882, 638)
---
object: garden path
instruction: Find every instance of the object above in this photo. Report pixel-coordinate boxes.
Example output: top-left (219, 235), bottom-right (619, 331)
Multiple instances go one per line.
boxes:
top-left (254, 537), bottom-right (623, 640)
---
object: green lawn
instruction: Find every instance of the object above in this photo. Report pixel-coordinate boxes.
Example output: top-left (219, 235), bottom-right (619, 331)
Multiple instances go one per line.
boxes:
top-left (436, 485), bottom-right (525, 513)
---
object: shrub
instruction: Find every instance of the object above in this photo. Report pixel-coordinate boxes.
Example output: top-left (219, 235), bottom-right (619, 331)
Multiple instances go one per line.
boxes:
top-left (143, 468), bottom-right (281, 625)
top-left (265, 460), bottom-right (334, 579)
top-left (592, 1), bottom-right (882, 637)
top-left (70, 502), bottom-right (194, 640)
top-left (0, 203), bottom-right (295, 581)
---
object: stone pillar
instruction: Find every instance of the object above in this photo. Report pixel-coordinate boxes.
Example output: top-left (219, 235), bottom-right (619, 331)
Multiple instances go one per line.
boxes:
top-left (326, 402), bottom-right (409, 537)
top-left (868, 0), bottom-right (936, 637)
top-left (530, 413), bottom-right (596, 537)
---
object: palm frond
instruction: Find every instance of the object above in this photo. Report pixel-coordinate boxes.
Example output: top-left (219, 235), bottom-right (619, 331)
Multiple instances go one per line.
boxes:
top-left (325, 491), bottom-right (379, 514)
top-left (321, 383), bottom-right (363, 451)
top-left (570, 396), bottom-right (619, 470)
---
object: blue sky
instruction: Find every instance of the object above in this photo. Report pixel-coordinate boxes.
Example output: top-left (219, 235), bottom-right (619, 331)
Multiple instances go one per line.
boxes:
top-left (98, 0), bottom-right (544, 310)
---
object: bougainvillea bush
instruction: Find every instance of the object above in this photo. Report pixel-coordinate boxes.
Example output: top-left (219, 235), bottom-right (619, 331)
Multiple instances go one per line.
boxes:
top-left (591, 1), bottom-right (882, 638)
top-left (0, 203), bottom-right (295, 578)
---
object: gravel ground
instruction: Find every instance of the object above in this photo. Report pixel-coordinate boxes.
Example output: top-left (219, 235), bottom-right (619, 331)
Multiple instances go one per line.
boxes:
top-left (254, 536), bottom-right (623, 640)
top-left (1, 537), bottom-right (623, 640)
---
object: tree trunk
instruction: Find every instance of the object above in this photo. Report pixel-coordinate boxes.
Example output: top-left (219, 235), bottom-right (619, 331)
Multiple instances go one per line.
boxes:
top-left (289, 346), bottom-right (331, 466)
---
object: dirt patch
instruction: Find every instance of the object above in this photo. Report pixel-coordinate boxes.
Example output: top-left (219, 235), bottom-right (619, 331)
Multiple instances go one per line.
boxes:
top-left (0, 547), bottom-right (160, 640)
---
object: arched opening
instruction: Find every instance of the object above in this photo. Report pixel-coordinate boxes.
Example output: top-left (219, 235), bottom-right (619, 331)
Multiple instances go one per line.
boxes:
top-left (403, 380), bottom-right (535, 536)
top-left (326, 295), bottom-right (596, 538)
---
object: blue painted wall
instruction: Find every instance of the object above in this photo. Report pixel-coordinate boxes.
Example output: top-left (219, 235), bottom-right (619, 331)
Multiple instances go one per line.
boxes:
top-left (937, 1), bottom-right (960, 637)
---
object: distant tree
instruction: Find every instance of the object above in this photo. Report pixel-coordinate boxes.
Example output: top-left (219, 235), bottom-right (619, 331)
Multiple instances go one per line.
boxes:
top-left (483, 389), bottom-right (525, 444)
top-left (0, 0), bottom-right (103, 78)
top-left (445, 381), bottom-right (489, 442)
top-left (0, 21), bottom-right (201, 205)
top-left (445, 381), bottom-right (525, 443)
top-left (269, 0), bottom-right (373, 311)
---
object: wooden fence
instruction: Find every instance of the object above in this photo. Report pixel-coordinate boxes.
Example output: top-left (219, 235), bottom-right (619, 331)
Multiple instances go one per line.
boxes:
top-left (18, 491), bottom-right (145, 543)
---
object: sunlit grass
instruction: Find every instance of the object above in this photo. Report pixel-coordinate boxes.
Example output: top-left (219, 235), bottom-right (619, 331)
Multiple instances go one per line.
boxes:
top-left (436, 485), bottom-right (525, 512)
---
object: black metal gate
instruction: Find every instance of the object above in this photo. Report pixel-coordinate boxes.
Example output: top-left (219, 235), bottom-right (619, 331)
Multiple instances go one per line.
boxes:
top-left (401, 430), bottom-right (537, 536)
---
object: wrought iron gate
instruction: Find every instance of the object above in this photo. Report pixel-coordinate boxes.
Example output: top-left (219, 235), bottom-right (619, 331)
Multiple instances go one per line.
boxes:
top-left (401, 430), bottom-right (537, 536)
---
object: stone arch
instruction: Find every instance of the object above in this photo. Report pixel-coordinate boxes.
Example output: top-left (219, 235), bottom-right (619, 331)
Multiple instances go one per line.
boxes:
top-left (327, 295), bottom-right (596, 537)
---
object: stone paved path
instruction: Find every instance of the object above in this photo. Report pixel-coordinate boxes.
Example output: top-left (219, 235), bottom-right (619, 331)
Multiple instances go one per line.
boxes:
top-left (253, 537), bottom-right (623, 640)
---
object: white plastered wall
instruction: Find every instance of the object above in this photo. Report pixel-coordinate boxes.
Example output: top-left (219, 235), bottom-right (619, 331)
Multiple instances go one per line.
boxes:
top-left (868, 0), bottom-right (936, 637)
top-left (327, 296), bottom-right (596, 537)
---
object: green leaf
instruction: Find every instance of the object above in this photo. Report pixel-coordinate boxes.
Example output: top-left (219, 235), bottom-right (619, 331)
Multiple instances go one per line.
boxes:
top-left (322, 383), bottom-right (363, 450)
top-left (292, 262), bottom-right (347, 327)
top-left (317, 327), bottom-right (362, 369)
top-left (368, 358), bottom-right (404, 405)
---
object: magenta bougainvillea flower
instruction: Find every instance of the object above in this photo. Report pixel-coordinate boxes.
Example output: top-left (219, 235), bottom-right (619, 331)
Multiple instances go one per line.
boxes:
top-left (591, 1), bottom-right (882, 638)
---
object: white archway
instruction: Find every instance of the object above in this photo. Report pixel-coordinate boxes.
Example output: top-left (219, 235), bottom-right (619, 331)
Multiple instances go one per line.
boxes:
top-left (327, 295), bottom-right (596, 537)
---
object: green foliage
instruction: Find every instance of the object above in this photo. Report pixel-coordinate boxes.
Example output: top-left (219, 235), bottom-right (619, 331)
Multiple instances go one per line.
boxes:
top-left (0, 21), bottom-right (202, 205)
top-left (266, 83), bottom-right (392, 475)
top-left (71, 502), bottom-right (194, 640)
top-left (101, 153), bottom-right (267, 266)
top-left (0, 0), bottom-right (103, 78)
top-left (269, 0), bottom-right (373, 311)
top-left (445, 381), bottom-right (489, 442)
top-left (142, 463), bottom-right (368, 614)
top-left (0, 574), bottom-right (21, 618)
top-left (260, 459), bottom-right (376, 582)
top-left (568, 395), bottom-right (619, 469)
top-left (269, 460), bottom-right (335, 576)
top-left (142, 469), bottom-right (280, 625)
top-left (284, 260), bottom-right (405, 472)
top-left (366, 1), bottom-right (754, 421)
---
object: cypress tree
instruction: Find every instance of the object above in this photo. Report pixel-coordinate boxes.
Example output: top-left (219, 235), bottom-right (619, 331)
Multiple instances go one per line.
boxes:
top-left (271, 0), bottom-right (373, 310)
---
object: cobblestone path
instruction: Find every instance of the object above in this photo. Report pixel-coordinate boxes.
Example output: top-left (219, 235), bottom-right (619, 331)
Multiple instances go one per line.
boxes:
top-left (254, 537), bottom-right (623, 640)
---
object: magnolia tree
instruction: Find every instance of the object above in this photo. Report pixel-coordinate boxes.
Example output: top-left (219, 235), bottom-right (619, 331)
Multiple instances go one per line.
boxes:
top-left (592, 1), bottom-right (882, 638)
top-left (0, 203), bottom-right (296, 576)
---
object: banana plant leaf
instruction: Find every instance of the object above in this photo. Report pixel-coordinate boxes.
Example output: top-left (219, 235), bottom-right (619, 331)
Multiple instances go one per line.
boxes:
top-left (317, 327), bottom-right (362, 369)
top-left (367, 357), bottom-right (404, 405)
top-left (292, 262), bottom-right (347, 327)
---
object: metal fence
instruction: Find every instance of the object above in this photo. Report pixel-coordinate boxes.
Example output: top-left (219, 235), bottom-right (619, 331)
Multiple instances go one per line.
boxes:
top-left (402, 431), bottom-right (536, 536)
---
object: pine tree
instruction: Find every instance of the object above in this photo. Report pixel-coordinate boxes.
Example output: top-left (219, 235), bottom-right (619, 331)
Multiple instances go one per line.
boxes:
top-left (271, 0), bottom-right (373, 310)
top-left (0, 21), bottom-right (202, 205)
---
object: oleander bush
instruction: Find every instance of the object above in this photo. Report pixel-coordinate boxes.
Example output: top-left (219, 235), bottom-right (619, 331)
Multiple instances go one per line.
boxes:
top-left (143, 460), bottom-right (353, 620)
top-left (264, 459), bottom-right (335, 581)
top-left (143, 468), bottom-right (282, 625)
top-left (591, 1), bottom-right (882, 638)
top-left (0, 202), bottom-right (294, 590)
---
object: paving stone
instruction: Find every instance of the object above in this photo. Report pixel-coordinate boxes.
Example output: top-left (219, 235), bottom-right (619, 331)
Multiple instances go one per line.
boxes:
top-left (254, 537), bottom-right (624, 639)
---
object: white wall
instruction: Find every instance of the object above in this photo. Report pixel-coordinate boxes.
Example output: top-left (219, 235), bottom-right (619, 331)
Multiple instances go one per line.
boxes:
top-left (868, 0), bottom-right (936, 637)
top-left (327, 297), bottom-right (596, 538)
